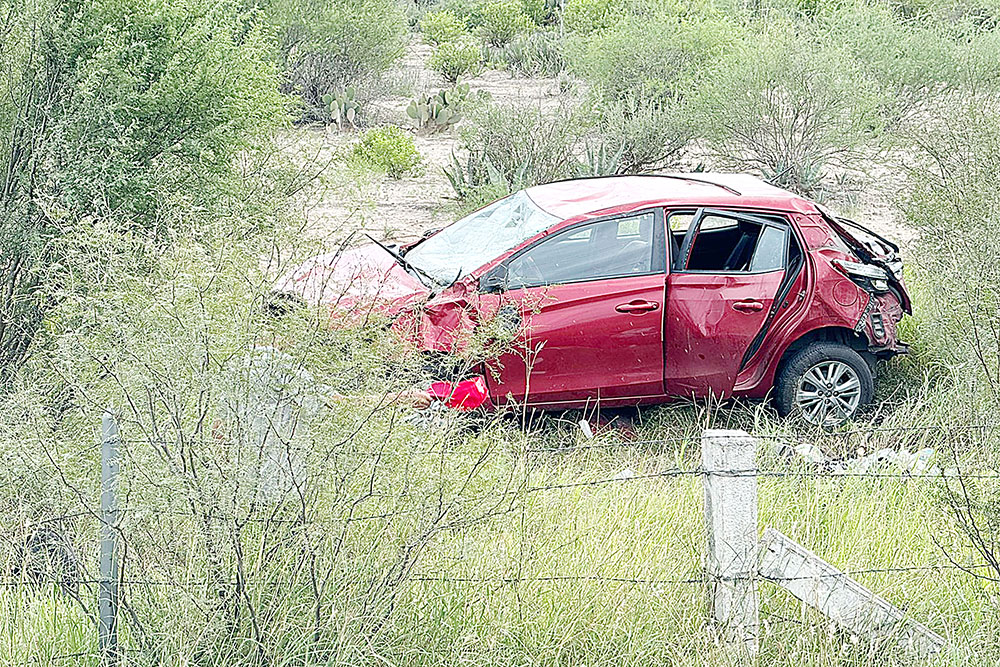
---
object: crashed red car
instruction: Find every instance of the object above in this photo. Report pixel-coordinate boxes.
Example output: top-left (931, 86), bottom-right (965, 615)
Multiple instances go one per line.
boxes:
top-left (281, 175), bottom-right (910, 426)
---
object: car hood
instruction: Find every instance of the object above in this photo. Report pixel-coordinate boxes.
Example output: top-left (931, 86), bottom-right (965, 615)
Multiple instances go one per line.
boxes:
top-left (277, 244), bottom-right (431, 315)
top-left (278, 245), bottom-right (480, 352)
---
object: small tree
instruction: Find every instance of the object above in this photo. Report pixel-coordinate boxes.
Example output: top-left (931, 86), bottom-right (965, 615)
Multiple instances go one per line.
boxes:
top-left (0, 0), bottom-right (287, 390)
top-left (689, 22), bottom-right (882, 196)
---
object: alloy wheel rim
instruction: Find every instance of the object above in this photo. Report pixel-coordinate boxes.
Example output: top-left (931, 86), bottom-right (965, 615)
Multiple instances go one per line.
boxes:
top-left (795, 360), bottom-right (862, 427)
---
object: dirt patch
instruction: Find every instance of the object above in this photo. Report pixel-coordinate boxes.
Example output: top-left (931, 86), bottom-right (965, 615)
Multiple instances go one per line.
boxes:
top-left (288, 37), bottom-right (918, 254)
top-left (289, 38), bottom-right (570, 247)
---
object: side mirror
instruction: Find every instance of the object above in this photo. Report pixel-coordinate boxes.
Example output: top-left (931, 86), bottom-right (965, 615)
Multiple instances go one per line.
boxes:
top-left (479, 264), bottom-right (508, 293)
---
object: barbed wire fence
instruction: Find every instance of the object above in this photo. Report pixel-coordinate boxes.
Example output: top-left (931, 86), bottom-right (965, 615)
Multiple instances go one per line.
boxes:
top-left (2, 414), bottom-right (999, 665)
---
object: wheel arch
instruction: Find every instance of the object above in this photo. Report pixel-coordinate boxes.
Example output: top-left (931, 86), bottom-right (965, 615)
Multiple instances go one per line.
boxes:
top-left (774, 326), bottom-right (874, 382)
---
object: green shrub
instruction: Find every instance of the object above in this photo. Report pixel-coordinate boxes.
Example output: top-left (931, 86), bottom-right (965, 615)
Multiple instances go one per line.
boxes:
top-left (597, 95), bottom-right (693, 173)
top-left (688, 21), bottom-right (881, 196)
top-left (419, 9), bottom-right (468, 44)
top-left (271, 0), bottom-right (408, 118)
top-left (902, 94), bottom-right (1000, 401)
top-left (562, 0), bottom-right (622, 34)
top-left (430, 38), bottom-right (482, 82)
top-left (562, 0), bottom-right (716, 35)
top-left (437, 0), bottom-right (487, 26)
top-left (352, 125), bottom-right (422, 178)
top-left (1, 0), bottom-right (287, 384)
top-left (478, 0), bottom-right (533, 47)
top-left (565, 15), bottom-right (735, 104)
top-left (812, 4), bottom-right (1000, 127)
top-left (446, 101), bottom-right (581, 198)
top-left (520, 0), bottom-right (557, 24)
top-left (486, 29), bottom-right (565, 75)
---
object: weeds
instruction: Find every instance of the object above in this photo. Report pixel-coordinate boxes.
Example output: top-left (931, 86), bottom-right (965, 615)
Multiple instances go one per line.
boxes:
top-left (6, 0), bottom-right (1000, 664)
top-left (352, 125), bottom-right (422, 178)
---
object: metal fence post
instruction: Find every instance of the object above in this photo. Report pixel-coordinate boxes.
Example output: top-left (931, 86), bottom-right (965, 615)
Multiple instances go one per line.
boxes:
top-left (702, 429), bottom-right (759, 656)
top-left (99, 412), bottom-right (120, 665)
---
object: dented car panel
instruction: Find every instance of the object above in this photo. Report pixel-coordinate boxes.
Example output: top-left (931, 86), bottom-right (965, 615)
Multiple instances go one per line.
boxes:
top-left (283, 174), bottom-right (911, 419)
top-left (665, 270), bottom-right (787, 398)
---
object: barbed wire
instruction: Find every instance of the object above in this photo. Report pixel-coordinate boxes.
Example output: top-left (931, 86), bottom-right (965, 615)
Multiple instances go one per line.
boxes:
top-left (10, 651), bottom-right (93, 666)
top-left (13, 420), bottom-right (995, 461)
top-left (3, 463), bottom-right (996, 536)
top-left (3, 561), bottom-right (992, 593)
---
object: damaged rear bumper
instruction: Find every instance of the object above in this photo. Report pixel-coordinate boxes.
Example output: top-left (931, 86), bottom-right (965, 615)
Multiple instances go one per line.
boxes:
top-left (857, 291), bottom-right (908, 359)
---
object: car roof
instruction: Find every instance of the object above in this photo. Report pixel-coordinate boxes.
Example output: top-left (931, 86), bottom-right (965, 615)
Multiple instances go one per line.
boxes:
top-left (524, 174), bottom-right (818, 219)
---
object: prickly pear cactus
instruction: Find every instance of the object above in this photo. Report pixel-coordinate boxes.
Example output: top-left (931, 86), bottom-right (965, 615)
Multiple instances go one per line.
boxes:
top-left (322, 86), bottom-right (360, 129)
top-left (406, 84), bottom-right (471, 131)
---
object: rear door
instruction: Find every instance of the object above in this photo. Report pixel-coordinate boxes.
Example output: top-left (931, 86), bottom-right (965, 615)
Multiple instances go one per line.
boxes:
top-left (484, 209), bottom-right (668, 407)
top-left (664, 208), bottom-right (792, 398)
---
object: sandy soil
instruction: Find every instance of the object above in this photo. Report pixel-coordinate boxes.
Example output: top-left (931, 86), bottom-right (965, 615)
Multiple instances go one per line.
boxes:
top-left (289, 38), bottom-right (917, 253)
top-left (286, 39), bottom-right (569, 248)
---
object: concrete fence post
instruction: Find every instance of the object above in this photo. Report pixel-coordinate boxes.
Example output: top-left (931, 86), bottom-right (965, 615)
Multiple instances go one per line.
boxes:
top-left (702, 429), bottom-right (759, 656)
top-left (99, 412), bottom-right (121, 666)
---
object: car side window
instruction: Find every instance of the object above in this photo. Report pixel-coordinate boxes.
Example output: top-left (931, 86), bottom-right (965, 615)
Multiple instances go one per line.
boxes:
top-left (682, 211), bottom-right (789, 273)
top-left (667, 211), bottom-right (694, 268)
top-left (506, 211), bottom-right (662, 289)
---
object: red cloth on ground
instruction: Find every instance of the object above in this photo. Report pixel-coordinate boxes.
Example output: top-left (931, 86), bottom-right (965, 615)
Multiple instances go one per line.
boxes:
top-left (427, 376), bottom-right (489, 411)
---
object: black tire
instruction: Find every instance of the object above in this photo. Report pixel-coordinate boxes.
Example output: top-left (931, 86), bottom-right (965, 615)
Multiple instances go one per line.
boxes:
top-left (774, 342), bottom-right (874, 426)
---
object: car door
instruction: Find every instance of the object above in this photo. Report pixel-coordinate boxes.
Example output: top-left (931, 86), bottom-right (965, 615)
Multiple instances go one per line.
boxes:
top-left (483, 209), bottom-right (667, 407)
top-left (664, 208), bottom-right (792, 398)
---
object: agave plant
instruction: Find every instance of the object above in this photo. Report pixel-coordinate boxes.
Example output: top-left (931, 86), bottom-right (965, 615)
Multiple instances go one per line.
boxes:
top-left (573, 140), bottom-right (625, 177)
top-left (443, 148), bottom-right (530, 199)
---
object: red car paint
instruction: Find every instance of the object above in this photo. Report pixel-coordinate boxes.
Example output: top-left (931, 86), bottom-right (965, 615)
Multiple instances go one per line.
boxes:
top-left (279, 245), bottom-right (429, 320)
top-left (427, 377), bottom-right (490, 411)
top-left (282, 175), bottom-right (910, 411)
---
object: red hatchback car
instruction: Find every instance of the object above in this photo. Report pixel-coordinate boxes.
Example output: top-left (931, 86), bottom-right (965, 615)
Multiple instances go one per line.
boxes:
top-left (281, 174), bottom-right (910, 426)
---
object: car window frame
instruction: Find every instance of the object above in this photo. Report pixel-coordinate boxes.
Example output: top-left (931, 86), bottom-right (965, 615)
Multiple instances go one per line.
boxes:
top-left (480, 208), bottom-right (666, 293)
top-left (674, 207), bottom-right (793, 275)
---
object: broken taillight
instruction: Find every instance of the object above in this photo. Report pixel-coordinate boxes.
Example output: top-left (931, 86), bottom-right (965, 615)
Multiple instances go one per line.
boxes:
top-left (831, 258), bottom-right (891, 293)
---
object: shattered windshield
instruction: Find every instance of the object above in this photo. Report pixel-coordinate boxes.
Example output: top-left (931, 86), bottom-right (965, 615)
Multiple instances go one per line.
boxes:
top-left (404, 190), bottom-right (558, 285)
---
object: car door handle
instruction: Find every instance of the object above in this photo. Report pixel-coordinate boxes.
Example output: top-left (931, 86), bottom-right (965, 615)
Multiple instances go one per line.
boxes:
top-left (615, 300), bottom-right (660, 314)
top-left (732, 299), bottom-right (765, 312)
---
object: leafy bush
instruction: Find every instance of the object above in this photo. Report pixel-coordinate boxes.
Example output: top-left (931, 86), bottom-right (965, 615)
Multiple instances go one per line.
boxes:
top-left (1, 0), bottom-right (287, 386)
top-left (815, 5), bottom-right (970, 126)
top-left (272, 0), bottom-right (408, 118)
top-left (688, 22), bottom-right (881, 195)
top-left (478, 0), bottom-right (533, 46)
top-left (430, 38), bottom-right (482, 82)
top-left (902, 94), bottom-right (1000, 400)
top-left (446, 101), bottom-right (581, 198)
top-left (562, 0), bottom-right (716, 34)
top-left (486, 29), bottom-right (565, 75)
top-left (565, 15), bottom-right (734, 104)
top-left (419, 9), bottom-right (469, 44)
top-left (597, 95), bottom-right (693, 173)
top-left (562, 0), bottom-right (623, 34)
top-left (352, 125), bottom-right (422, 177)
top-left (520, 0), bottom-right (557, 24)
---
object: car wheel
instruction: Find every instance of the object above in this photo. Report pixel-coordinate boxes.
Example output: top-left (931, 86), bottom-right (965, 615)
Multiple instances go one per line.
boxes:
top-left (775, 343), bottom-right (873, 427)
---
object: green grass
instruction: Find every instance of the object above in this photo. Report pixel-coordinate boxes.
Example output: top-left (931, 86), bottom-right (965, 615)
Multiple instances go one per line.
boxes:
top-left (3, 398), bottom-right (998, 665)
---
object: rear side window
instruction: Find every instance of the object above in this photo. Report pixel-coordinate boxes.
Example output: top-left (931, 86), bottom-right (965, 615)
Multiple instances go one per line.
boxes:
top-left (748, 225), bottom-right (788, 272)
top-left (506, 211), bottom-right (663, 289)
top-left (681, 211), bottom-right (790, 273)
